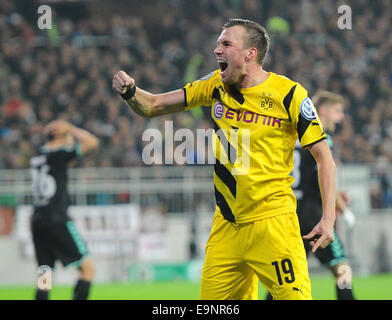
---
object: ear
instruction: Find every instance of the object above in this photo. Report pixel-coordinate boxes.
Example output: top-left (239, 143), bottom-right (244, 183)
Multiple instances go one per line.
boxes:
top-left (245, 47), bottom-right (258, 62)
top-left (318, 106), bottom-right (326, 117)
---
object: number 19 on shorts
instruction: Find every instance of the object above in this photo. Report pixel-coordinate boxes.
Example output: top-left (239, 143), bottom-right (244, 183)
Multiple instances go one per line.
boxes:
top-left (271, 259), bottom-right (295, 285)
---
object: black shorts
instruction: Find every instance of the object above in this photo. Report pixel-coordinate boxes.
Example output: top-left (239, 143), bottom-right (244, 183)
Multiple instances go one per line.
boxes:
top-left (32, 220), bottom-right (89, 269)
top-left (297, 201), bottom-right (323, 235)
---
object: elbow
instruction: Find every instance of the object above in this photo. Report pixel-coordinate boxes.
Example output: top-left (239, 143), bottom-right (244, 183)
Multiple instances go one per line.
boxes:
top-left (331, 158), bottom-right (337, 174)
top-left (84, 137), bottom-right (99, 153)
top-left (141, 111), bottom-right (156, 118)
top-left (130, 101), bottom-right (158, 119)
top-left (317, 155), bottom-right (337, 177)
top-left (92, 137), bottom-right (100, 150)
top-left (324, 157), bottom-right (336, 175)
top-left (145, 95), bottom-right (164, 118)
top-left (326, 158), bottom-right (337, 181)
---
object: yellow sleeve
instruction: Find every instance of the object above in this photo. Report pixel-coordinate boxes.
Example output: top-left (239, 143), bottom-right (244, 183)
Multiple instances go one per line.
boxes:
top-left (183, 70), bottom-right (220, 110)
top-left (289, 83), bottom-right (326, 148)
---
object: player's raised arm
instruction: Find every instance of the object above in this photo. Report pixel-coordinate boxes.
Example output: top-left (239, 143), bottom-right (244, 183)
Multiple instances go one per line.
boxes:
top-left (45, 120), bottom-right (99, 155)
top-left (68, 124), bottom-right (99, 155)
top-left (112, 70), bottom-right (186, 118)
top-left (303, 139), bottom-right (336, 252)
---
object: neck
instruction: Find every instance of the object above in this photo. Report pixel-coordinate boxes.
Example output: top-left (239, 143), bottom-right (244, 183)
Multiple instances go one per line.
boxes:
top-left (237, 65), bottom-right (269, 89)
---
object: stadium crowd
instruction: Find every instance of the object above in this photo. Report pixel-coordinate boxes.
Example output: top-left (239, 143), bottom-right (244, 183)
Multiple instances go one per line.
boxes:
top-left (0, 0), bottom-right (391, 208)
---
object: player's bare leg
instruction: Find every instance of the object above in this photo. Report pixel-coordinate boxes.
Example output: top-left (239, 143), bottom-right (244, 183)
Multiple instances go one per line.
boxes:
top-left (330, 262), bottom-right (355, 300)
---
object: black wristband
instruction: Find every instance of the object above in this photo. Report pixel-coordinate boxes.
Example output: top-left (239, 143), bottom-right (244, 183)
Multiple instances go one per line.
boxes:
top-left (120, 85), bottom-right (136, 100)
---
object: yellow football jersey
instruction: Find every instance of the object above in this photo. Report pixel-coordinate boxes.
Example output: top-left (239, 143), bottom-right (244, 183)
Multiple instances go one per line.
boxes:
top-left (184, 70), bottom-right (326, 224)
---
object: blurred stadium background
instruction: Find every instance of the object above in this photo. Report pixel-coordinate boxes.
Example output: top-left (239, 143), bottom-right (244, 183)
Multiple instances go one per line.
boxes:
top-left (0, 0), bottom-right (391, 300)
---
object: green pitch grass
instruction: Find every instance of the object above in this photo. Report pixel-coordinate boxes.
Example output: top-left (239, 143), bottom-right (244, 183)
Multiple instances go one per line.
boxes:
top-left (0, 274), bottom-right (391, 300)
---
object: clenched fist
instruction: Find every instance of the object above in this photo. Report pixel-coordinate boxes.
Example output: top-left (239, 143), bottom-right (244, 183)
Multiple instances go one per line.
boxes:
top-left (112, 71), bottom-right (135, 94)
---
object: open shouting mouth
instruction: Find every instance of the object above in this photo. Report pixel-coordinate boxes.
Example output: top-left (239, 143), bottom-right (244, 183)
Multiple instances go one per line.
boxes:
top-left (218, 60), bottom-right (229, 78)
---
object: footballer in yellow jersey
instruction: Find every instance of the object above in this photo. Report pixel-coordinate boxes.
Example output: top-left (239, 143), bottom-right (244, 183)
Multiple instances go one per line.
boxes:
top-left (184, 69), bottom-right (326, 300)
top-left (113, 18), bottom-right (337, 300)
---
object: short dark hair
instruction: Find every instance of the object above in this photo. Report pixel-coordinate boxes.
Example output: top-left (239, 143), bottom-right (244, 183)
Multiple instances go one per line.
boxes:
top-left (312, 91), bottom-right (345, 110)
top-left (223, 18), bottom-right (270, 65)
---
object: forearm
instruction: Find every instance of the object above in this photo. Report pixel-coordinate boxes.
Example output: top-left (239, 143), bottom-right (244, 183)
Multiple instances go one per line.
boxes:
top-left (125, 87), bottom-right (158, 118)
top-left (305, 140), bottom-right (337, 250)
top-left (68, 125), bottom-right (99, 154)
top-left (113, 71), bottom-right (186, 117)
top-left (317, 159), bottom-right (337, 222)
top-left (124, 87), bottom-right (186, 118)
